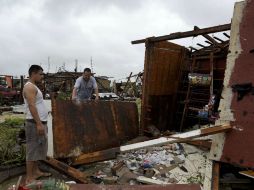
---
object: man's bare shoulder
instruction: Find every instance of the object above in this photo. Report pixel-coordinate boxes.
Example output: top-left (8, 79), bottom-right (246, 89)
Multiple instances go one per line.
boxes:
top-left (23, 83), bottom-right (36, 93)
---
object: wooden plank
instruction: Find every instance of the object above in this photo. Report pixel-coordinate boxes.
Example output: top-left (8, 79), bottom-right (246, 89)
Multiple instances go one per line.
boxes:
top-left (212, 162), bottom-right (220, 190)
top-left (186, 140), bottom-right (212, 150)
top-left (43, 157), bottom-right (88, 183)
top-left (132, 24), bottom-right (231, 44)
top-left (197, 43), bottom-right (207, 48)
top-left (239, 170), bottom-right (254, 179)
top-left (15, 176), bottom-right (22, 190)
top-left (120, 124), bottom-right (231, 152)
top-left (72, 147), bottom-right (120, 166)
top-left (0, 165), bottom-right (26, 184)
top-left (194, 26), bottom-right (220, 46)
top-left (213, 36), bottom-right (224, 43)
top-left (220, 178), bottom-right (251, 184)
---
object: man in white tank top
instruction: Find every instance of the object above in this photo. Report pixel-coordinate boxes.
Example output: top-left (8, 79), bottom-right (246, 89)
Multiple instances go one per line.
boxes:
top-left (23, 65), bottom-right (51, 184)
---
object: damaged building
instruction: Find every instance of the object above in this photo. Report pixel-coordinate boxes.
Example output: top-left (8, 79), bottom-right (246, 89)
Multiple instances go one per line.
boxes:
top-left (2, 0), bottom-right (254, 189)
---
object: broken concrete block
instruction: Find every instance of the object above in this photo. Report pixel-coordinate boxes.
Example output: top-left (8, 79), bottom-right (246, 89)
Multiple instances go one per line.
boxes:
top-left (154, 164), bottom-right (178, 175)
top-left (126, 160), bottom-right (139, 171)
top-left (179, 166), bottom-right (188, 173)
top-left (144, 168), bottom-right (155, 178)
top-left (118, 170), bottom-right (138, 184)
top-left (136, 176), bottom-right (169, 185)
top-left (173, 156), bottom-right (185, 165)
top-left (115, 166), bottom-right (130, 178)
top-left (102, 176), bottom-right (118, 184)
top-left (147, 125), bottom-right (160, 137)
top-left (111, 161), bottom-right (125, 176)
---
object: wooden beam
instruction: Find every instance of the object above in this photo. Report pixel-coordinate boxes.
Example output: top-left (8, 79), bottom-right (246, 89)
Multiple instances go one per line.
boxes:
top-left (120, 124), bottom-right (231, 152)
top-left (197, 43), bottom-right (207, 48)
top-left (223, 32), bottom-right (230, 38)
top-left (44, 157), bottom-right (88, 183)
top-left (212, 162), bottom-right (220, 190)
top-left (205, 40), bottom-right (213, 45)
top-left (239, 170), bottom-right (254, 179)
top-left (186, 140), bottom-right (212, 150)
top-left (132, 23), bottom-right (231, 44)
top-left (72, 147), bottom-right (120, 166)
top-left (189, 46), bottom-right (198, 51)
top-left (121, 72), bottom-right (133, 96)
top-left (194, 26), bottom-right (219, 46)
top-left (213, 36), bottom-right (225, 43)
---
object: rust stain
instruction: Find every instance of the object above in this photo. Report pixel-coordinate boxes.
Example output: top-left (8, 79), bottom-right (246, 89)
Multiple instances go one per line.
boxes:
top-left (52, 100), bottom-right (139, 158)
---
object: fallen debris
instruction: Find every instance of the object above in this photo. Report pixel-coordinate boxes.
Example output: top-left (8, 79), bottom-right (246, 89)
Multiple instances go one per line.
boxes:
top-left (239, 170), bottom-right (254, 179)
top-left (43, 157), bottom-right (88, 184)
top-left (73, 147), bottom-right (120, 166)
top-left (120, 124), bottom-right (231, 152)
top-left (136, 176), bottom-right (169, 185)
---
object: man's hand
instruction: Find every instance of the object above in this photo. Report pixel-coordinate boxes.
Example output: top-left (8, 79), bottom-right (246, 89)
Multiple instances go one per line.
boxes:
top-left (95, 96), bottom-right (99, 102)
top-left (36, 123), bottom-right (45, 136)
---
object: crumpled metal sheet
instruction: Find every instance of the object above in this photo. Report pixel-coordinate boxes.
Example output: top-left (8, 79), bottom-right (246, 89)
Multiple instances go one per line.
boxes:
top-left (52, 100), bottom-right (139, 158)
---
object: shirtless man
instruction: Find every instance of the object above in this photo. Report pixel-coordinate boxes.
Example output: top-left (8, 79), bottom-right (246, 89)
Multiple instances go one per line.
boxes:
top-left (23, 65), bottom-right (51, 183)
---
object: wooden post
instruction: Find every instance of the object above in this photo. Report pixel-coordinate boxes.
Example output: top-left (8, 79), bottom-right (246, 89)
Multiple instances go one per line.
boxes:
top-left (212, 162), bottom-right (220, 190)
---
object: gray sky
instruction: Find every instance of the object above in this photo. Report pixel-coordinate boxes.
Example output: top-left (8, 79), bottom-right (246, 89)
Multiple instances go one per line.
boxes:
top-left (0, 0), bottom-right (238, 80)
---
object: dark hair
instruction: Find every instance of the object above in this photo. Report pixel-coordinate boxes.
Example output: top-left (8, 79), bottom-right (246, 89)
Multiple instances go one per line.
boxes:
top-left (83, 68), bottom-right (91, 73)
top-left (29, 65), bottom-right (43, 76)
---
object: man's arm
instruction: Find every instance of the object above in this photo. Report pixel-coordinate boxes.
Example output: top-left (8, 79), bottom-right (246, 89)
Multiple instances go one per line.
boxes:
top-left (72, 87), bottom-right (77, 100)
top-left (23, 84), bottom-right (45, 135)
top-left (72, 78), bottom-right (80, 100)
top-left (93, 78), bottom-right (99, 100)
top-left (94, 87), bottom-right (99, 100)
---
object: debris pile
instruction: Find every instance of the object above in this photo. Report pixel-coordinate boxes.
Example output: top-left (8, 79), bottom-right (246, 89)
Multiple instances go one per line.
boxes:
top-left (89, 143), bottom-right (208, 186)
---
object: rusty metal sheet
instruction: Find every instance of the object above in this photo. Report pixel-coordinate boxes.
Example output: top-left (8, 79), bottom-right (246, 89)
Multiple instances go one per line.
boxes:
top-left (70, 184), bottom-right (201, 190)
top-left (52, 100), bottom-right (139, 158)
top-left (210, 0), bottom-right (254, 168)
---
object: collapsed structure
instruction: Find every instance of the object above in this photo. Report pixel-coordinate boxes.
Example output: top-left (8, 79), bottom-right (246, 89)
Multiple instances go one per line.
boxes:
top-left (1, 0), bottom-right (254, 189)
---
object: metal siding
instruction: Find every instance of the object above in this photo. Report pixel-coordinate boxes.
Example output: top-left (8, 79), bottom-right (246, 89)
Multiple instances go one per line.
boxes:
top-left (52, 100), bottom-right (139, 158)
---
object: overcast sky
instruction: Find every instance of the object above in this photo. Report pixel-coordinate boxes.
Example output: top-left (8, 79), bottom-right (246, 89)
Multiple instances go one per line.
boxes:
top-left (0, 0), bottom-right (239, 80)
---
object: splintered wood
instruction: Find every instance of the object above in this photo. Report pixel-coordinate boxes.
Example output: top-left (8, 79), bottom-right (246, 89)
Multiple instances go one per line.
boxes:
top-left (120, 125), bottom-right (231, 152)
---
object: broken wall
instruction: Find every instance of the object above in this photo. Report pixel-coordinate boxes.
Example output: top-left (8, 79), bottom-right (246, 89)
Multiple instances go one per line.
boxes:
top-left (210, 0), bottom-right (254, 168)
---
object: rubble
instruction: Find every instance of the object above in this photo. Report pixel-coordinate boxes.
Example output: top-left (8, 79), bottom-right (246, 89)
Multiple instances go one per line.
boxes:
top-left (1, 1), bottom-right (254, 189)
top-left (81, 142), bottom-right (209, 186)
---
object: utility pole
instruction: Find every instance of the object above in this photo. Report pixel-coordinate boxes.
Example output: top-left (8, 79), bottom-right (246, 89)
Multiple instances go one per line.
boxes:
top-left (75, 59), bottom-right (78, 73)
top-left (48, 56), bottom-right (50, 73)
top-left (90, 57), bottom-right (94, 73)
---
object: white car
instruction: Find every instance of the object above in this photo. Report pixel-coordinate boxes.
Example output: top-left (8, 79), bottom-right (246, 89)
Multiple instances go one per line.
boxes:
top-left (93, 93), bottom-right (119, 100)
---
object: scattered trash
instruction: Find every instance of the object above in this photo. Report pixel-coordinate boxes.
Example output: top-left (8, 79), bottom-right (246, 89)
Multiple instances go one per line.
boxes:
top-left (93, 142), bottom-right (210, 185)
